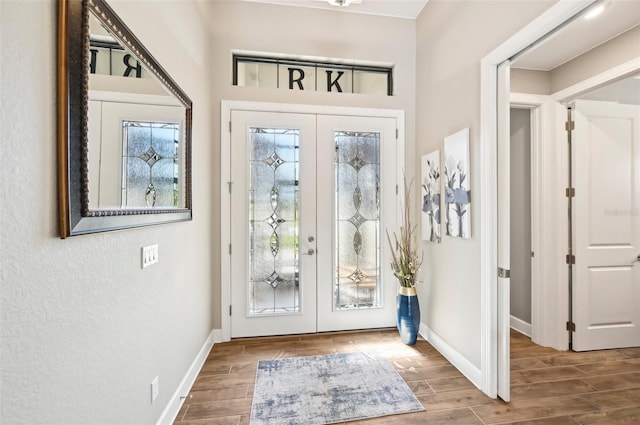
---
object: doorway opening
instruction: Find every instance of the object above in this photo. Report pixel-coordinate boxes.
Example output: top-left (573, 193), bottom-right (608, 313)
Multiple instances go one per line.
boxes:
top-left (482, 0), bottom-right (640, 401)
top-left (220, 102), bottom-right (405, 340)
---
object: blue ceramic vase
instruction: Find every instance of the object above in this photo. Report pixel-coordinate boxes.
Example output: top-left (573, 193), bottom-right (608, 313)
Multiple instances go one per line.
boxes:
top-left (397, 286), bottom-right (420, 345)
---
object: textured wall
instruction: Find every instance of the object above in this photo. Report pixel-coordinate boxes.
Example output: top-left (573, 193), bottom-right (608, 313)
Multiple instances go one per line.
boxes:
top-left (0, 1), bottom-right (214, 423)
top-left (415, 0), bottom-right (556, 369)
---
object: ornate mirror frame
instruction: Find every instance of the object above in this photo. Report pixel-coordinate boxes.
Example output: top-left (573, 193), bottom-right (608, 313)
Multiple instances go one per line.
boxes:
top-left (57, 0), bottom-right (193, 238)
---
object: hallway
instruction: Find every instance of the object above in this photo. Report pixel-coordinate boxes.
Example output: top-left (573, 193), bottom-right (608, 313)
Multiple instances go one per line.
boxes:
top-left (174, 330), bottom-right (640, 424)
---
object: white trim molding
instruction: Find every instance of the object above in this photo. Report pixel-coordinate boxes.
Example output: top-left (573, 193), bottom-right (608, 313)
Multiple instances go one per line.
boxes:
top-left (156, 330), bottom-right (216, 425)
top-left (552, 57), bottom-right (640, 103)
top-left (510, 93), bottom-right (564, 350)
top-left (510, 316), bottom-right (532, 337)
top-left (419, 323), bottom-right (482, 389)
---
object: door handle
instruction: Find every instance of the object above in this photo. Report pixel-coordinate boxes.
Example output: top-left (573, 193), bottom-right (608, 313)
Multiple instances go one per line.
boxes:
top-left (633, 254), bottom-right (640, 264)
top-left (302, 248), bottom-right (315, 256)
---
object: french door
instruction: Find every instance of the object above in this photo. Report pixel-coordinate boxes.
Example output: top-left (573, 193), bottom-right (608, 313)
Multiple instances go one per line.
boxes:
top-left (229, 110), bottom-right (398, 338)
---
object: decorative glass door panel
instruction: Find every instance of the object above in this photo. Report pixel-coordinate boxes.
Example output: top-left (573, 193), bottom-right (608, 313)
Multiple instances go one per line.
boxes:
top-left (335, 132), bottom-right (381, 310)
top-left (122, 120), bottom-right (180, 208)
top-left (249, 127), bottom-right (300, 315)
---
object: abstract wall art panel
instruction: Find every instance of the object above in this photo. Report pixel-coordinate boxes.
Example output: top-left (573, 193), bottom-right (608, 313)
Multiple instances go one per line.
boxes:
top-left (421, 150), bottom-right (441, 242)
top-left (444, 128), bottom-right (471, 239)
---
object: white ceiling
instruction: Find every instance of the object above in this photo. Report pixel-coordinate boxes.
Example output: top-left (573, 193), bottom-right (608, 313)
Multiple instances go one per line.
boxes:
top-left (239, 0), bottom-right (429, 19)
top-left (242, 1), bottom-right (638, 62)
top-left (511, 0), bottom-right (640, 105)
top-left (239, 0), bottom-right (639, 103)
top-left (512, 0), bottom-right (640, 71)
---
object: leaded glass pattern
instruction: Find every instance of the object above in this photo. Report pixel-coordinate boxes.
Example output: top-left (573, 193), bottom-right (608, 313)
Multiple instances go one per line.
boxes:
top-left (249, 127), bottom-right (300, 315)
top-left (335, 131), bottom-right (381, 310)
top-left (122, 121), bottom-right (180, 208)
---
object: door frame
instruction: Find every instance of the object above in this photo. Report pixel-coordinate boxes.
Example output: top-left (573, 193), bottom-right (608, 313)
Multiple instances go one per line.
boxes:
top-left (480, 0), bottom-right (595, 398)
top-left (220, 100), bottom-right (405, 342)
top-left (509, 93), bottom-right (562, 349)
top-left (485, 0), bottom-right (640, 398)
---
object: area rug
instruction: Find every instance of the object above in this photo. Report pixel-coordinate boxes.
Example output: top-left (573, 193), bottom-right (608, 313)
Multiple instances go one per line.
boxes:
top-left (250, 352), bottom-right (424, 425)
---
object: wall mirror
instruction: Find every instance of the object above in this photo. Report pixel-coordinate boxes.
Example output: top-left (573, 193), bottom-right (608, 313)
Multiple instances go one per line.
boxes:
top-left (57, 0), bottom-right (192, 238)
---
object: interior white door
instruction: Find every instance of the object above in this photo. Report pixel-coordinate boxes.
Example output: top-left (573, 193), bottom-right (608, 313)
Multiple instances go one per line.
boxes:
top-left (230, 110), bottom-right (399, 338)
top-left (230, 111), bottom-right (318, 338)
top-left (316, 115), bottom-right (398, 332)
top-left (496, 61), bottom-right (511, 402)
top-left (572, 99), bottom-right (640, 351)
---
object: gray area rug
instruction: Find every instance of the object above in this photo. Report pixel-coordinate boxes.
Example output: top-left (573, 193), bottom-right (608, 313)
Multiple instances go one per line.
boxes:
top-left (250, 352), bottom-right (424, 425)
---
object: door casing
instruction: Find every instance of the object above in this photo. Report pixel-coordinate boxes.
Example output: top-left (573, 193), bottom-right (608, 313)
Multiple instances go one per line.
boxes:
top-left (483, 0), bottom-right (602, 399)
top-left (220, 100), bottom-right (405, 342)
top-left (487, 0), bottom-right (640, 400)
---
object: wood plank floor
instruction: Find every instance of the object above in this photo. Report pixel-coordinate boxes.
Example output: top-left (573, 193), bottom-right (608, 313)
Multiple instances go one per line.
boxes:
top-left (173, 329), bottom-right (640, 425)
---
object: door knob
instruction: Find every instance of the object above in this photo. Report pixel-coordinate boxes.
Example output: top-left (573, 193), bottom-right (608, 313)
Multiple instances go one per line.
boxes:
top-left (302, 248), bottom-right (315, 256)
top-left (634, 254), bottom-right (640, 263)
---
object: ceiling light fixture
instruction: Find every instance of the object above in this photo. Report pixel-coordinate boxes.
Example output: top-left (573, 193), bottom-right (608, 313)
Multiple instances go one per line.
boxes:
top-left (584, 4), bottom-right (605, 20)
top-left (325, 0), bottom-right (361, 7)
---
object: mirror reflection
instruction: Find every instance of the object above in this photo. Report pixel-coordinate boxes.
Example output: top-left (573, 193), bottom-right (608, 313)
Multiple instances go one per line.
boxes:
top-left (87, 11), bottom-right (186, 210)
top-left (57, 0), bottom-right (193, 237)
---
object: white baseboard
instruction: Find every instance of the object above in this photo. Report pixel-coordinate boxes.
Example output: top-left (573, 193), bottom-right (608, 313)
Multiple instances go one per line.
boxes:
top-left (419, 323), bottom-right (483, 390)
top-left (510, 316), bottom-right (532, 337)
top-left (212, 328), bottom-right (224, 343)
top-left (156, 329), bottom-right (218, 425)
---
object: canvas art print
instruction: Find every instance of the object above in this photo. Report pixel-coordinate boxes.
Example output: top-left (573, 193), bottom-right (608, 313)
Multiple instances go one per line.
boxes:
top-left (444, 128), bottom-right (471, 238)
top-left (421, 151), bottom-right (441, 242)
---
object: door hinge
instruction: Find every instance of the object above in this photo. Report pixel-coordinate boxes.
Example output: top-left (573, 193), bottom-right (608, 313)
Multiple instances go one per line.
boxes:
top-left (396, 184), bottom-right (398, 194)
top-left (566, 321), bottom-right (576, 332)
top-left (565, 120), bottom-right (575, 131)
top-left (395, 128), bottom-right (399, 139)
top-left (229, 305), bottom-right (232, 316)
top-left (498, 267), bottom-right (511, 278)
top-left (227, 181), bottom-right (233, 194)
top-left (229, 244), bottom-right (232, 255)
top-left (229, 121), bottom-right (232, 133)
top-left (566, 188), bottom-right (575, 197)
top-left (566, 254), bottom-right (575, 265)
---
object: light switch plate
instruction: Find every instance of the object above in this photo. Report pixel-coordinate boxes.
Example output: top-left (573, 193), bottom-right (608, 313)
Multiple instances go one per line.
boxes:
top-left (141, 244), bottom-right (159, 268)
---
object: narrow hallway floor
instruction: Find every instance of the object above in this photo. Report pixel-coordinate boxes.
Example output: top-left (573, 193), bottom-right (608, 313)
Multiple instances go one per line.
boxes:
top-left (174, 329), bottom-right (640, 425)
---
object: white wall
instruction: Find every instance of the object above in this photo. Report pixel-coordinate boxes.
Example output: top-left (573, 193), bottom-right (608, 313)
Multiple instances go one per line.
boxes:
top-left (0, 1), bottom-right (214, 423)
top-left (510, 108), bottom-right (532, 325)
top-left (511, 69), bottom-right (551, 95)
top-left (550, 24), bottom-right (640, 93)
top-left (208, 0), bottom-right (417, 328)
top-left (415, 0), bottom-right (555, 370)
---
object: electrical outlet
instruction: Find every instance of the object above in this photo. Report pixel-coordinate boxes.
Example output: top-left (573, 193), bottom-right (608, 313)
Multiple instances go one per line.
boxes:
top-left (141, 244), bottom-right (159, 268)
top-left (151, 376), bottom-right (159, 403)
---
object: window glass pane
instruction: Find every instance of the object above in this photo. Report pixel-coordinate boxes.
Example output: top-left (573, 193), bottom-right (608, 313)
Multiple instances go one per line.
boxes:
top-left (249, 128), bottom-right (300, 315)
top-left (236, 61), bottom-right (278, 88)
top-left (233, 55), bottom-right (392, 95)
top-left (353, 71), bottom-right (388, 95)
top-left (318, 68), bottom-right (353, 93)
top-left (277, 65), bottom-right (316, 91)
top-left (122, 121), bottom-right (180, 208)
top-left (334, 131), bottom-right (381, 310)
